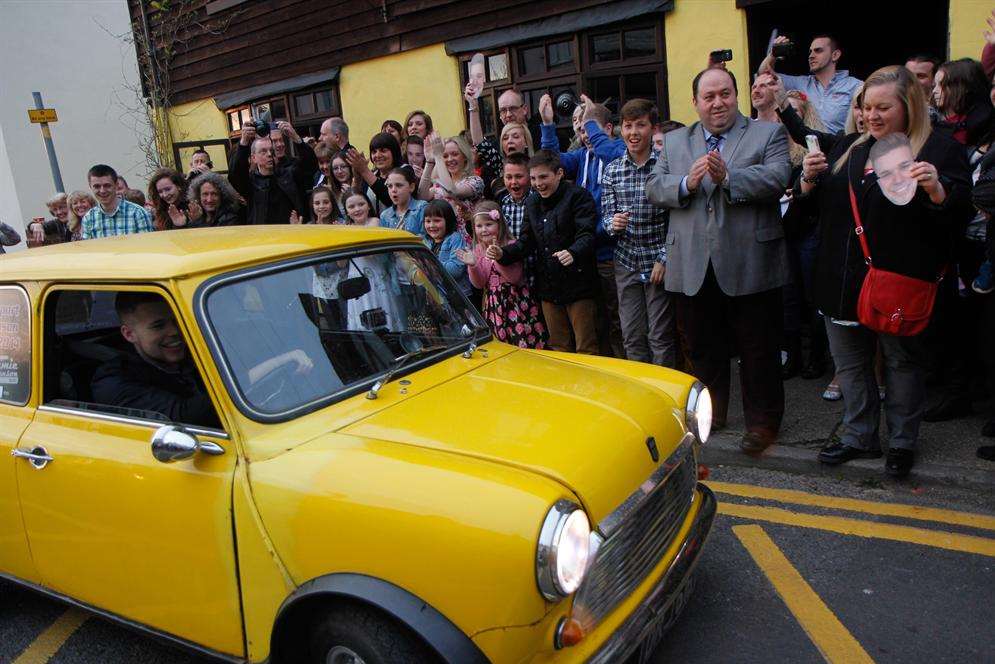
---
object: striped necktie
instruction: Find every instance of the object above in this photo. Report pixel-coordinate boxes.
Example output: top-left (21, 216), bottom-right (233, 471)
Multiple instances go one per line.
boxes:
top-left (706, 134), bottom-right (722, 153)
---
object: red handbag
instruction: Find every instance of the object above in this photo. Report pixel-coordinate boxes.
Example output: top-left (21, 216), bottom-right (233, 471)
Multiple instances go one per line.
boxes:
top-left (848, 182), bottom-right (940, 336)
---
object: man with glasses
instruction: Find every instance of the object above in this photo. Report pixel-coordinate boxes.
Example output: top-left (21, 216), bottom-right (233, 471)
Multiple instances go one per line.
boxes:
top-left (497, 89), bottom-right (542, 148)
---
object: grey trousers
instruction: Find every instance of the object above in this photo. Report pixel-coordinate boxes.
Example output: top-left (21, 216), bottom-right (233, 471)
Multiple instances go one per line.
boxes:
top-left (615, 263), bottom-right (677, 367)
top-left (824, 320), bottom-right (928, 451)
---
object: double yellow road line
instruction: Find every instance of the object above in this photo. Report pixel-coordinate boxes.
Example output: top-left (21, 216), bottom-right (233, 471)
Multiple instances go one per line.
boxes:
top-left (713, 481), bottom-right (995, 664)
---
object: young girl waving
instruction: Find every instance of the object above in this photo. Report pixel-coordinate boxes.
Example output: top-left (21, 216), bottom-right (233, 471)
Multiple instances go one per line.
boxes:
top-left (457, 201), bottom-right (546, 349)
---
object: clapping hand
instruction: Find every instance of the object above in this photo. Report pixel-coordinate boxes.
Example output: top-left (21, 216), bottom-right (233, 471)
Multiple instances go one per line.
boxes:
top-left (485, 244), bottom-right (503, 261)
top-left (538, 93), bottom-right (555, 124)
top-left (426, 132), bottom-right (445, 159)
top-left (985, 9), bottom-right (995, 46)
top-left (687, 155), bottom-right (710, 193)
top-left (167, 204), bottom-right (187, 228)
top-left (706, 150), bottom-right (727, 184)
top-left (187, 201), bottom-right (203, 222)
top-left (29, 223), bottom-right (45, 244)
top-left (289, 210), bottom-right (302, 224)
top-left (345, 148), bottom-right (371, 175)
top-left (455, 248), bottom-right (476, 266)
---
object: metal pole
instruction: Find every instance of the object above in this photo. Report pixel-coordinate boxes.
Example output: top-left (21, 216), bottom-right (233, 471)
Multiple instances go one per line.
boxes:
top-left (32, 92), bottom-right (65, 193)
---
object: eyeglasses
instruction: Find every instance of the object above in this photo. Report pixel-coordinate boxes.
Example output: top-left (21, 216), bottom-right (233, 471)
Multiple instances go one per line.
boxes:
top-left (498, 104), bottom-right (525, 117)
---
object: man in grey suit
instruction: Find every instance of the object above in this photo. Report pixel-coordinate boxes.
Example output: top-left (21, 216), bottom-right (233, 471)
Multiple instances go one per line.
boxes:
top-left (647, 67), bottom-right (791, 454)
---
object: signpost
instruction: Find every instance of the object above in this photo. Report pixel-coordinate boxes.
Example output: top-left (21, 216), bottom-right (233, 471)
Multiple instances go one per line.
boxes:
top-left (30, 92), bottom-right (65, 193)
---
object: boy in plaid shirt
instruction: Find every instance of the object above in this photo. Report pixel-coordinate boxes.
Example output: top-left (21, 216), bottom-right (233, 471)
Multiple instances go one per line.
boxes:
top-left (601, 99), bottom-right (676, 367)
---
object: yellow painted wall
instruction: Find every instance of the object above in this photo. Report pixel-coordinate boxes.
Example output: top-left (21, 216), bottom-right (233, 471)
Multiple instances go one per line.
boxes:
top-left (949, 0), bottom-right (990, 59)
top-left (339, 43), bottom-right (465, 150)
top-left (664, 0), bottom-right (749, 125)
top-left (168, 98), bottom-right (229, 143)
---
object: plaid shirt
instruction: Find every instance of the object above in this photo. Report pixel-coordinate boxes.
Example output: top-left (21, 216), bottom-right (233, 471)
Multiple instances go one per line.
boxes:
top-left (81, 199), bottom-right (153, 240)
top-left (601, 151), bottom-right (667, 272)
top-left (500, 190), bottom-right (534, 239)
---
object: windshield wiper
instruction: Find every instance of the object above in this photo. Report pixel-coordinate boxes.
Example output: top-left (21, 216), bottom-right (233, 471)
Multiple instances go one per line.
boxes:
top-left (366, 344), bottom-right (450, 400)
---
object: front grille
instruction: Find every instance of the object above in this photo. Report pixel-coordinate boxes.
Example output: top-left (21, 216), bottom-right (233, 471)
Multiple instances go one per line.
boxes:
top-left (571, 451), bottom-right (696, 631)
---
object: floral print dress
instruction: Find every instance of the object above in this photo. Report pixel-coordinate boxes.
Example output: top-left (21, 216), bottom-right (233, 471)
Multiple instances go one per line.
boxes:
top-left (465, 242), bottom-right (546, 349)
top-left (430, 175), bottom-right (484, 243)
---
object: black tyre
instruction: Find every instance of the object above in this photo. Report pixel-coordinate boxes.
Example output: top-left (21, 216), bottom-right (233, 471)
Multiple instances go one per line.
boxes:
top-left (308, 602), bottom-right (442, 664)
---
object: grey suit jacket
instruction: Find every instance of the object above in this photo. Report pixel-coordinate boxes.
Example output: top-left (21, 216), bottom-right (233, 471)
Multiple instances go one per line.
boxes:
top-left (645, 113), bottom-right (791, 297)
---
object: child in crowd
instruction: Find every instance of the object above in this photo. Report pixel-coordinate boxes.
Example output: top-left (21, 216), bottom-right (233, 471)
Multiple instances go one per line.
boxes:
top-left (601, 98), bottom-right (676, 367)
top-left (457, 201), bottom-right (546, 349)
top-left (344, 192), bottom-right (379, 227)
top-left (380, 168), bottom-right (427, 233)
top-left (405, 135), bottom-right (427, 178)
top-left (421, 199), bottom-right (471, 297)
top-left (490, 150), bottom-right (599, 354)
top-left (308, 186), bottom-right (340, 224)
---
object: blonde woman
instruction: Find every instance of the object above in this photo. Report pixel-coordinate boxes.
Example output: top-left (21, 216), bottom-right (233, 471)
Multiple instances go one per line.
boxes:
top-left (499, 122), bottom-right (534, 158)
top-left (66, 191), bottom-right (96, 241)
top-left (798, 66), bottom-right (973, 477)
top-left (418, 132), bottom-right (483, 241)
top-left (26, 192), bottom-right (71, 246)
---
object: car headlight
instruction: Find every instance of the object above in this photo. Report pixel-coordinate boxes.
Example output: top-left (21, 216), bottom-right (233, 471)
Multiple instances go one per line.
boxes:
top-left (686, 381), bottom-right (712, 444)
top-left (536, 500), bottom-right (591, 601)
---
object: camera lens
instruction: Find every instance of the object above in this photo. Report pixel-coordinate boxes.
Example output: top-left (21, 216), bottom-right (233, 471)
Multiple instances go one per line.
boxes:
top-left (255, 121), bottom-right (270, 137)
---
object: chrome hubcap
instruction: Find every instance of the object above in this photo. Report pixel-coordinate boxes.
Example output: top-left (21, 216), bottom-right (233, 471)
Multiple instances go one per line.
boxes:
top-left (327, 645), bottom-right (366, 664)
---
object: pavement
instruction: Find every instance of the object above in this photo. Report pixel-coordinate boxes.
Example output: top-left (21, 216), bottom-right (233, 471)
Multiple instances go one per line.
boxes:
top-left (700, 364), bottom-right (995, 495)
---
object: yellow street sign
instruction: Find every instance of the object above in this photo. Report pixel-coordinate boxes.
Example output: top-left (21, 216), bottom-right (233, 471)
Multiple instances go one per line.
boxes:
top-left (28, 109), bottom-right (58, 123)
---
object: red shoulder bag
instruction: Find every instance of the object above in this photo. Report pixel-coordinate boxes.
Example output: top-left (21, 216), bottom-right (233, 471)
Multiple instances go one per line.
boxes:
top-left (848, 182), bottom-right (940, 336)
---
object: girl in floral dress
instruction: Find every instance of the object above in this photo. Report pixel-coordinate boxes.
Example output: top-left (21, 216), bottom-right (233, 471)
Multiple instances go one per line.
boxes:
top-left (456, 201), bottom-right (546, 349)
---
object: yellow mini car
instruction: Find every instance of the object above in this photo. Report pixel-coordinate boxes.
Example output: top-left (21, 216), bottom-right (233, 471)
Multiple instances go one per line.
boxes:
top-left (0, 226), bottom-right (714, 664)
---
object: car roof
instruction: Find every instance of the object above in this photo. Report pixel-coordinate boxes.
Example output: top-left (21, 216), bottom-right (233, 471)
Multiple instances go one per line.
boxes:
top-left (0, 226), bottom-right (421, 281)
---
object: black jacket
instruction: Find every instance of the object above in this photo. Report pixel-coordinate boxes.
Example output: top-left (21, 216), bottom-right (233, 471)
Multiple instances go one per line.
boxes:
top-left (228, 141), bottom-right (317, 225)
top-left (498, 180), bottom-right (598, 304)
top-left (189, 202), bottom-right (245, 228)
top-left (91, 351), bottom-right (220, 428)
top-left (803, 131), bottom-right (973, 321)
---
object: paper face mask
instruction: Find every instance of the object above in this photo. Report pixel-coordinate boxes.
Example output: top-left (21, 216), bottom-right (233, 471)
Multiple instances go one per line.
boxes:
top-left (468, 53), bottom-right (486, 99)
top-left (870, 134), bottom-right (917, 206)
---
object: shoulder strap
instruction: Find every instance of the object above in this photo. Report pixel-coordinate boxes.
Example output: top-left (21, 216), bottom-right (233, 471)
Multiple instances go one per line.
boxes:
top-left (847, 181), bottom-right (872, 265)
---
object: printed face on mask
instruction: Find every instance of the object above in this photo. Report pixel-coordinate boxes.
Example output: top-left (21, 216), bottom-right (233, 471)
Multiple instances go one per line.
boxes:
top-left (872, 141), bottom-right (917, 206)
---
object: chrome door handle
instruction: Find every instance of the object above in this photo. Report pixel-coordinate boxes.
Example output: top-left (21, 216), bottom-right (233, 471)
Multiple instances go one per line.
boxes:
top-left (11, 446), bottom-right (54, 470)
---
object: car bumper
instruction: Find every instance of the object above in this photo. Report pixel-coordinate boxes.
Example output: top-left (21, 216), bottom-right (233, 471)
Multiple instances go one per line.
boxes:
top-left (586, 482), bottom-right (716, 663)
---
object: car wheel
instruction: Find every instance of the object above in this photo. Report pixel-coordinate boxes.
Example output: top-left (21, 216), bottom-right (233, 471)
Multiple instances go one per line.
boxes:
top-left (308, 602), bottom-right (441, 664)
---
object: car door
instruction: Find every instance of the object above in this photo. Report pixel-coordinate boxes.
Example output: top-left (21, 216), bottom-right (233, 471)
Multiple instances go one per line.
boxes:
top-left (0, 284), bottom-right (41, 584)
top-left (12, 285), bottom-right (244, 658)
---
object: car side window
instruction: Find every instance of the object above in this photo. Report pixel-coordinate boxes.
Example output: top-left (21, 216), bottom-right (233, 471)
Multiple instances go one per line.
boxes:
top-left (0, 285), bottom-right (31, 406)
top-left (42, 289), bottom-right (223, 431)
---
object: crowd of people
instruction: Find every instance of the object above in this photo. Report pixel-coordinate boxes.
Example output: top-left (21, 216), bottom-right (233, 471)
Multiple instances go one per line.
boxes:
top-left (6, 16), bottom-right (995, 477)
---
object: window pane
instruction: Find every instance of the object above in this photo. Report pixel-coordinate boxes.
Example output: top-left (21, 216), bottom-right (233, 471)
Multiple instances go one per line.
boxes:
top-left (271, 99), bottom-right (287, 119)
top-left (316, 91), bottom-right (333, 114)
top-left (0, 287), bottom-right (30, 405)
top-left (240, 108), bottom-right (252, 124)
top-left (547, 41), bottom-right (573, 69)
top-left (488, 53), bottom-right (509, 80)
top-left (228, 111), bottom-right (241, 132)
top-left (623, 28), bottom-right (656, 59)
top-left (590, 33), bottom-right (620, 63)
top-left (624, 72), bottom-right (657, 101)
top-left (588, 77), bottom-right (621, 108)
top-left (295, 94), bottom-right (315, 117)
top-left (479, 93), bottom-right (496, 137)
top-left (518, 45), bottom-right (545, 75)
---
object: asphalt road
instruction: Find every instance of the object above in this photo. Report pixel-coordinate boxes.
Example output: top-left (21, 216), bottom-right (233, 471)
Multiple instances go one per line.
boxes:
top-left (2, 465), bottom-right (993, 663)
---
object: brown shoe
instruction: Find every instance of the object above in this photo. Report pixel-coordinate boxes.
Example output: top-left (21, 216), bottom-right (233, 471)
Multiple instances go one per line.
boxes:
top-left (740, 431), bottom-right (773, 455)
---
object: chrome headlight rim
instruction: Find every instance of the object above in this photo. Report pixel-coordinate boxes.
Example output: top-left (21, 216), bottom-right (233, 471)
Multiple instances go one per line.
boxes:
top-left (536, 500), bottom-right (591, 601)
top-left (686, 381), bottom-right (712, 444)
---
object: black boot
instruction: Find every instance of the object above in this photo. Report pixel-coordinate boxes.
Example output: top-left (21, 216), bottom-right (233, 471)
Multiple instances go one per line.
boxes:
top-left (782, 333), bottom-right (802, 380)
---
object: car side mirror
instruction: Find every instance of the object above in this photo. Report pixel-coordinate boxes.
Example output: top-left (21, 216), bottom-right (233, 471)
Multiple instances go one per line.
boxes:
top-left (151, 425), bottom-right (225, 463)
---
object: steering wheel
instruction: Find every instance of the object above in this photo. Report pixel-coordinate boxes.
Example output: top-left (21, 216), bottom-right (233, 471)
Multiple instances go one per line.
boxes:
top-left (244, 362), bottom-right (299, 411)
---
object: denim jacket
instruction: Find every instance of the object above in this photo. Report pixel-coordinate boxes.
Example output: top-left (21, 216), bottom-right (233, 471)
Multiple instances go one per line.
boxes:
top-left (422, 231), bottom-right (471, 296)
top-left (380, 198), bottom-right (427, 235)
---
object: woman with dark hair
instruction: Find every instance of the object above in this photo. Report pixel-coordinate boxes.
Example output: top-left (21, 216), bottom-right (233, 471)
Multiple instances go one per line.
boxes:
top-left (798, 65), bottom-right (973, 477)
top-left (148, 168), bottom-right (199, 230)
top-left (346, 133), bottom-right (409, 212)
top-left (381, 120), bottom-right (405, 145)
top-left (404, 135), bottom-right (427, 178)
top-left (933, 58), bottom-right (993, 147)
top-left (186, 171), bottom-right (245, 227)
top-left (405, 110), bottom-right (433, 139)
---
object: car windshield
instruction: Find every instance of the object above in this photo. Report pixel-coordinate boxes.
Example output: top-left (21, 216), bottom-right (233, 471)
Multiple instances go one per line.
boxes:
top-left (203, 246), bottom-right (487, 418)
